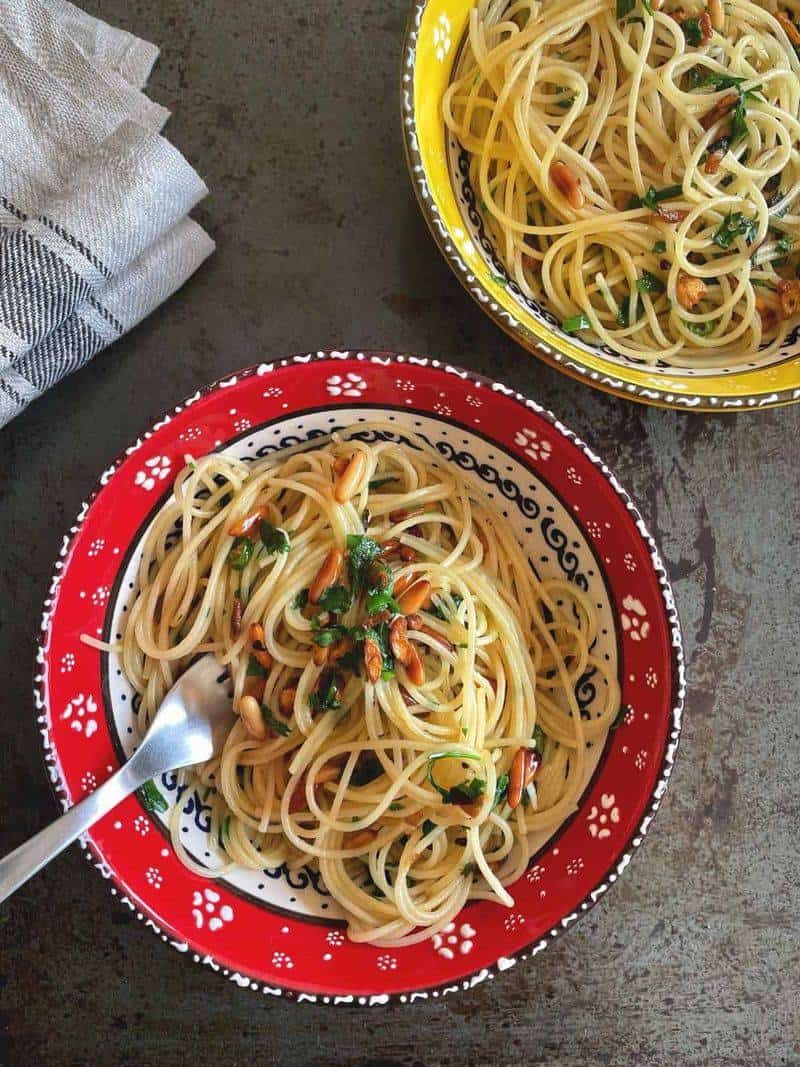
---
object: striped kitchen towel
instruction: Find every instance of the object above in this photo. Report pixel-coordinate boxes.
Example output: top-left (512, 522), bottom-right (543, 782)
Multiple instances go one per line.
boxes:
top-left (0, 0), bottom-right (214, 427)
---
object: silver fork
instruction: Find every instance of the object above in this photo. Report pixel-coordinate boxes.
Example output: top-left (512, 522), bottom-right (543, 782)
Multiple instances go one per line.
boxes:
top-left (0, 655), bottom-right (234, 904)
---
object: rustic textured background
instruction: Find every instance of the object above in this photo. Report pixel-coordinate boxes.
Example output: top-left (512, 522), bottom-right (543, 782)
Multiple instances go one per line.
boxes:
top-left (1, 2), bottom-right (799, 1064)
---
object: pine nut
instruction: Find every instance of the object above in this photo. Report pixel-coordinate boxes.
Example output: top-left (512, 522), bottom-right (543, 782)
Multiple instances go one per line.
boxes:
top-left (404, 643), bottom-right (424, 686)
top-left (313, 644), bottom-right (329, 666)
top-left (393, 572), bottom-right (416, 597)
top-left (707, 0), bottom-right (724, 29)
top-left (334, 452), bottom-right (367, 503)
top-left (231, 595), bottom-right (243, 635)
top-left (550, 161), bottom-right (585, 210)
top-left (309, 547), bottom-right (344, 603)
top-left (508, 747), bottom-right (542, 809)
top-left (389, 616), bottom-right (413, 665)
top-left (399, 545), bottom-right (417, 562)
top-left (332, 455), bottom-right (349, 476)
top-left (397, 579), bottom-right (432, 615)
top-left (239, 695), bottom-right (266, 740)
top-left (363, 637), bottom-right (383, 683)
top-left (249, 622), bottom-right (273, 670)
top-left (228, 505), bottom-right (268, 537)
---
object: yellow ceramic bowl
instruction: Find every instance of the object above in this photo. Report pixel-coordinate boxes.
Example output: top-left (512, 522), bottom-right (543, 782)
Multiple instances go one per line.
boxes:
top-left (401, 0), bottom-right (800, 411)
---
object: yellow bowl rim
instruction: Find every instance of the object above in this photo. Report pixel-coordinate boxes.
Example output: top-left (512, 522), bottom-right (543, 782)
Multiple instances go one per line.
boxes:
top-left (400, 0), bottom-right (800, 412)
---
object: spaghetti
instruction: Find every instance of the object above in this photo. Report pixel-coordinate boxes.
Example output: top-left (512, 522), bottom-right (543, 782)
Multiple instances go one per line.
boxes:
top-left (114, 428), bottom-right (619, 946)
top-left (443, 0), bottom-right (800, 367)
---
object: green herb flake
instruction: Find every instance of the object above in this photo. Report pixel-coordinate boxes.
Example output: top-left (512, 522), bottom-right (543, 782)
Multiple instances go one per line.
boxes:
top-left (610, 704), bottom-right (630, 731)
top-left (421, 819), bottom-right (438, 836)
top-left (139, 779), bottom-right (168, 815)
top-left (653, 240), bottom-right (667, 253)
top-left (426, 751), bottom-right (484, 804)
top-left (389, 802), bottom-right (403, 811)
top-left (698, 72), bottom-right (746, 92)
top-left (462, 862), bottom-right (474, 877)
top-left (366, 590), bottom-right (401, 616)
top-left (493, 772), bottom-right (510, 809)
top-left (228, 536), bottom-right (253, 571)
top-left (685, 319), bottom-right (715, 337)
top-left (562, 313), bottom-right (591, 333)
top-left (616, 0), bottom-right (635, 18)
top-left (261, 705), bottom-right (291, 737)
top-left (308, 676), bottom-right (341, 712)
top-left (312, 624), bottom-right (350, 647)
top-left (346, 533), bottom-right (382, 594)
top-left (681, 16), bottom-right (704, 46)
top-left (317, 583), bottom-right (353, 613)
top-left (636, 270), bottom-right (664, 294)
top-left (638, 184), bottom-right (683, 210)
top-left (246, 654), bottom-right (266, 677)
top-left (368, 475), bottom-right (399, 491)
top-left (260, 520), bottom-right (290, 555)
top-left (712, 210), bottom-right (757, 249)
top-left (292, 588), bottom-right (309, 610)
top-left (218, 814), bottom-right (231, 847)
top-left (533, 724), bottom-right (546, 752)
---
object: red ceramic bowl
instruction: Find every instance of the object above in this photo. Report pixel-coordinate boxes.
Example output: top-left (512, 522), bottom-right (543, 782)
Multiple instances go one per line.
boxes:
top-left (36, 351), bottom-right (684, 1003)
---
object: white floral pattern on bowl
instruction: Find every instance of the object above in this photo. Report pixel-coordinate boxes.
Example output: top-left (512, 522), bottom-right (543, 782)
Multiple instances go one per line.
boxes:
top-left (61, 693), bottom-right (98, 738)
top-left (145, 866), bottom-right (163, 889)
top-left (621, 596), bottom-right (651, 641)
top-left (432, 13), bottom-right (451, 61)
top-left (587, 794), bottom-right (621, 839)
top-left (59, 652), bottom-right (76, 674)
top-left (192, 888), bottom-right (234, 932)
top-left (376, 954), bottom-right (398, 972)
top-left (432, 921), bottom-right (476, 959)
top-left (134, 456), bottom-right (171, 492)
top-left (566, 857), bottom-right (585, 876)
top-left (86, 538), bottom-right (105, 558)
top-left (271, 951), bottom-right (294, 970)
top-left (514, 428), bottom-right (553, 463)
top-left (326, 373), bottom-right (366, 398)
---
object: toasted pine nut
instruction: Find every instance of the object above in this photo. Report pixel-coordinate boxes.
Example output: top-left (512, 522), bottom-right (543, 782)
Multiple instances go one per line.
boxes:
top-left (279, 687), bottom-right (296, 715)
top-left (313, 644), bottom-right (329, 666)
top-left (228, 505), bottom-right (268, 537)
top-left (508, 747), bottom-right (542, 809)
top-left (778, 11), bottom-right (800, 44)
top-left (397, 579), bottom-right (432, 615)
top-left (652, 206), bottom-right (689, 224)
top-left (399, 545), bottom-right (417, 562)
top-left (377, 537), bottom-right (401, 560)
top-left (392, 571), bottom-right (415, 597)
top-left (777, 279), bottom-right (800, 318)
top-left (707, 0), bottom-right (724, 29)
top-left (389, 616), bottom-right (413, 665)
top-left (363, 637), bottom-right (383, 683)
top-left (239, 695), bottom-right (266, 741)
top-left (334, 453), bottom-right (367, 503)
top-left (231, 595), bottom-right (243, 635)
top-left (404, 809), bottom-right (425, 826)
top-left (404, 612), bottom-right (423, 631)
top-left (404, 643), bottom-right (424, 686)
top-left (332, 455), bottom-right (349, 477)
top-left (249, 622), bottom-right (273, 670)
top-left (699, 90), bottom-right (738, 130)
top-left (676, 271), bottom-right (707, 311)
top-left (550, 161), bottom-right (585, 210)
top-left (345, 829), bottom-right (377, 849)
top-left (309, 547), bottom-right (344, 603)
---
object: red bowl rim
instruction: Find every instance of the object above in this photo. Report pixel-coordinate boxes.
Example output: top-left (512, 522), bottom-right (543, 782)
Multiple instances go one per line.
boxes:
top-left (33, 350), bottom-right (686, 1003)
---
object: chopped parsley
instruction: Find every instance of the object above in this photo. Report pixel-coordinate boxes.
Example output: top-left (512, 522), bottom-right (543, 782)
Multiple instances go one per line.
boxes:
top-left (533, 724), bottom-right (546, 752)
top-left (462, 862), bottom-right (474, 877)
top-left (260, 520), bottom-right (290, 555)
top-left (617, 296), bottom-right (639, 328)
top-left (312, 624), bottom-right (350, 647)
top-left (292, 588), bottom-right (309, 610)
top-left (246, 654), bottom-right (266, 677)
top-left (261, 705), bottom-right (291, 737)
top-left (730, 86), bottom-right (762, 145)
top-left (562, 313), bottom-right (591, 333)
top-left (698, 72), bottom-right (746, 92)
top-left (685, 319), bottom-right (715, 337)
top-left (653, 240), bottom-right (667, 253)
top-left (421, 819), bottom-right (437, 836)
top-left (366, 590), bottom-right (401, 616)
top-left (138, 779), bottom-right (168, 814)
top-left (712, 210), bottom-right (757, 249)
top-left (426, 751), bottom-right (485, 804)
top-left (616, 0), bottom-right (635, 18)
top-left (636, 270), bottom-right (664, 294)
top-left (346, 533), bottom-right (382, 594)
top-left (317, 583), bottom-right (352, 613)
top-left (218, 814), bottom-right (231, 847)
top-left (635, 184), bottom-right (683, 209)
top-left (493, 772), bottom-right (510, 809)
top-left (430, 592), bottom-right (463, 621)
top-left (228, 536), bottom-right (253, 570)
top-left (308, 674), bottom-right (341, 712)
top-left (681, 17), bottom-right (704, 46)
top-left (368, 476), bottom-right (399, 491)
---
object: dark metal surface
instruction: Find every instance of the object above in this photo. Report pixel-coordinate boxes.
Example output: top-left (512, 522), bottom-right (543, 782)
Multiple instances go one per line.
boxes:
top-left (1, 2), bottom-right (799, 1063)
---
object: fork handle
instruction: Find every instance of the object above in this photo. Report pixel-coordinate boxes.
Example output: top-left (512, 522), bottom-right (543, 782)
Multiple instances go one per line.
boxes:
top-left (0, 759), bottom-right (148, 905)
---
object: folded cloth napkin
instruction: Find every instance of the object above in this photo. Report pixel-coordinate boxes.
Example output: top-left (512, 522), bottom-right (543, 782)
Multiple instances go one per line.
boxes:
top-left (0, 0), bottom-right (214, 427)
